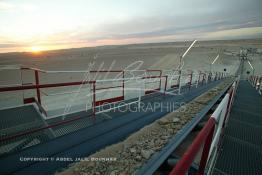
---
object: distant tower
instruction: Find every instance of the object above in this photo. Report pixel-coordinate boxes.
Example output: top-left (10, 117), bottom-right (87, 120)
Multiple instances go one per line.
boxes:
top-left (238, 47), bottom-right (258, 79)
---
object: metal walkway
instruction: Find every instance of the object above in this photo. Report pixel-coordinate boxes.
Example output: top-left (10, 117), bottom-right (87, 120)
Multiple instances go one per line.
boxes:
top-left (212, 81), bottom-right (262, 175)
top-left (0, 80), bottom-right (227, 175)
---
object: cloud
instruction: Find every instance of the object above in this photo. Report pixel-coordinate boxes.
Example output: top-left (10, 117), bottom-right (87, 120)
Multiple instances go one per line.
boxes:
top-left (203, 27), bottom-right (262, 40)
top-left (65, 15), bottom-right (262, 43)
top-left (1, 0), bottom-right (262, 53)
top-left (0, 43), bottom-right (24, 48)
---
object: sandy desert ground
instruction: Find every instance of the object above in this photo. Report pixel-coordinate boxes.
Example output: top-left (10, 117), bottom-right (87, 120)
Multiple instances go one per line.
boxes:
top-left (0, 39), bottom-right (261, 115)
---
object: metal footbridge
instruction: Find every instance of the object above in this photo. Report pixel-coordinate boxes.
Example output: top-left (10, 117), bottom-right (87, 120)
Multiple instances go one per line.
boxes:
top-left (1, 64), bottom-right (261, 175)
top-left (0, 65), bottom-right (229, 175)
top-left (169, 78), bottom-right (262, 175)
top-left (211, 80), bottom-right (262, 175)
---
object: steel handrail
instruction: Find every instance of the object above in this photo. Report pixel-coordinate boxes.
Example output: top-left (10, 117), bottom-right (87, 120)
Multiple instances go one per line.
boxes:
top-left (169, 79), bottom-right (237, 175)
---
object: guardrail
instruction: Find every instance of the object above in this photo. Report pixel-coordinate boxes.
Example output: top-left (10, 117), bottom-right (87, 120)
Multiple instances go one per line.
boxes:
top-left (0, 66), bottom-right (223, 116)
top-left (0, 66), bottom-right (229, 119)
top-left (248, 75), bottom-right (262, 95)
top-left (0, 66), bottom-right (230, 149)
top-left (169, 77), bottom-right (238, 175)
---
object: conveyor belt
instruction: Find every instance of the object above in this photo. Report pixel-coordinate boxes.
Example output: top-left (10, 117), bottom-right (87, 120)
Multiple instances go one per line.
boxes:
top-left (212, 81), bottom-right (262, 175)
top-left (0, 79), bottom-right (224, 175)
top-left (135, 79), bottom-right (232, 175)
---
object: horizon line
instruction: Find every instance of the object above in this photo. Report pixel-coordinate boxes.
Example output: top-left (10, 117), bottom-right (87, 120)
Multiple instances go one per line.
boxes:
top-left (1, 37), bottom-right (262, 54)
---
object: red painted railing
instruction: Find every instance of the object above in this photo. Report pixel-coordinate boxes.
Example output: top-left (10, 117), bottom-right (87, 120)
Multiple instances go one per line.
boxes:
top-left (169, 79), bottom-right (237, 175)
top-left (0, 66), bottom-right (228, 144)
top-left (0, 67), bottom-right (171, 116)
top-left (144, 69), bottom-right (162, 94)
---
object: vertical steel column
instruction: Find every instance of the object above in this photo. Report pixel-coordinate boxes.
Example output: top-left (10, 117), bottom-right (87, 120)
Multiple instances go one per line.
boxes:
top-left (122, 70), bottom-right (125, 98)
top-left (178, 70), bottom-right (181, 94)
top-left (164, 75), bottom-right (168, 95)
top-left (92, 81), bottom-right (96, 117)
top-left (202, 73), bottom-right (205, 85)
top-left (20, 68), bottom-right (25, 101)
top-left (34, 70), bottom-right (41, 104)
top-left (198, 71), bottom-right (201, 87)
top-left (159, 70), bottom-right (163, 91)
top-left (188, 71), bottom-right (193, 90)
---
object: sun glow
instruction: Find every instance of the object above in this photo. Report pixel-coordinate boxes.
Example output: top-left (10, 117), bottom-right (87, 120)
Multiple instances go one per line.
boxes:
top-left (30, 46), bottom-right (42, 54)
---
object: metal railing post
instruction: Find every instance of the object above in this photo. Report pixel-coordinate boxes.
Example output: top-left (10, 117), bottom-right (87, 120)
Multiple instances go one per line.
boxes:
top-left (188, 71), bottom-right (192, 90)
top-left (164, 76), bottom-right (168, 95)
top-left (35, 70), bottom-right (41, 104)
top-left (159, 70), bottom-right (163, 91)
top-left (122, 70), bottom-right (125, 98)
top-left (92, 81), bottom-right (96, 118)
top-left (202, 73), bottom-right (205, 85)
top-left (178, 70), bottom-right (182, 94)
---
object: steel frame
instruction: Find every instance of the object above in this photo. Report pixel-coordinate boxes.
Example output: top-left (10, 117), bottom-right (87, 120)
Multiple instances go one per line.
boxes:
top-left (0, 67), bottom-right (227, 117)
top-left (169, 78), bottom-right (238, 175)
top-left (0, 62), bottom-right (233, 175)
top-left (0, 77), bottom-right (225, 175)
top-left (136, 79), bottom-right (231, 175)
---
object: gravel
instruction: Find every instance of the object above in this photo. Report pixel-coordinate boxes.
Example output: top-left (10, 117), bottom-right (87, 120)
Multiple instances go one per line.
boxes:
top-left (57, 78), bottom-right (233, 175)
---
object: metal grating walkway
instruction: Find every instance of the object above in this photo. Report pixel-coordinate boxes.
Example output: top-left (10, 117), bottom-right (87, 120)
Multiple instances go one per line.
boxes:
top-left (0, 79), bottom-right (228, 175)
top-left (212, 81), bottom-right (262, 175)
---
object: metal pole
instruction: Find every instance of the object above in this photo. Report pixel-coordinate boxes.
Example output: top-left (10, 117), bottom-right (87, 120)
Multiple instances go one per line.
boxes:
top-left (122, 70), bottom-right (125, 98)
top-left (92, 82), bottom-right (96, 118)
top-left (178, 70), bottom-right (181, 94)
top-left (163, 76), bottom-right (168, 95)
top-left (188, 71), bottom-right (192, 90)
top-left (35, 70), bottom-right (41, 104)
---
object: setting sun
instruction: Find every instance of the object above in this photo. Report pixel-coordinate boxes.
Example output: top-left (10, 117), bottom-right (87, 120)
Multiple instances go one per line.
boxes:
top-left (30, 46), bottom-right (42, 54)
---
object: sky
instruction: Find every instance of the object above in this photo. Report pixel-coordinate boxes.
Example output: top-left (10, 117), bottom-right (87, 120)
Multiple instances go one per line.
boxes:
top-left (0, 0), bottom-right (262, 53)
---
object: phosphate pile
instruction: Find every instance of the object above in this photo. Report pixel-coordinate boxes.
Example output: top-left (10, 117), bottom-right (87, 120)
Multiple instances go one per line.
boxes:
top-left (58, 78), bottom-right (234, 175)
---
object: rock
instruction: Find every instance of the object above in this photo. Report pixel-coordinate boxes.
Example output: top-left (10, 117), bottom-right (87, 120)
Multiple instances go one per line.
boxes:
top-left (74, 167), bottom-right (80, 172)
top-left (161, 135), bottom-right (169, 140)
top-left (135, 155), bottom-right (142, 161)
top-left (158, 118), bottom-right (169, 125)
top-left (167, 129), bottom-right (173, 133)
top-left (141, 149), bottom-right (154, 159)
top-left (80, 172), bottom-right (88, 175)
top-left (130, 148), bottom-right (136, 154)
top-left (148, 140), bottom-right (154, 147)
top-left (110, 170), bottom-right (118, 175)
top-left (172, 124), bottom-right (178, 129)
top-left (177, 124), bottom-right (182, 128)
top-left (151, 131), bottom-right (157, 136)
top-left (85, 162), bottom-right (95, 168)
top-left (172, 117), bottom-right (180, 123)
